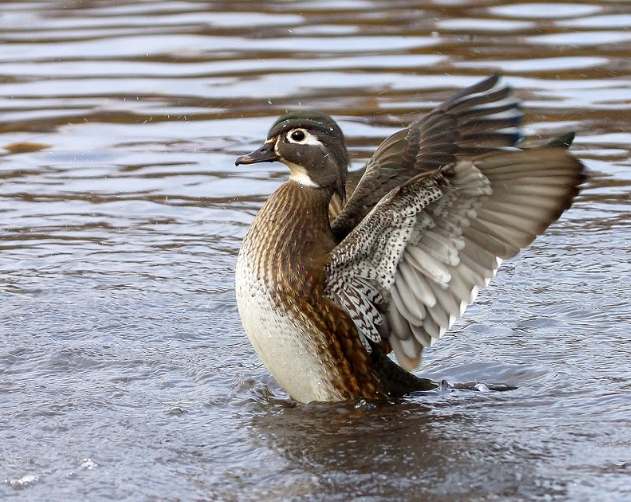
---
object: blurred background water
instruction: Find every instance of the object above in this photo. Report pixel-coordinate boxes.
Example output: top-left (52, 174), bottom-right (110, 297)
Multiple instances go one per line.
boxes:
top-left (1, 1), bottom-right (630, 501)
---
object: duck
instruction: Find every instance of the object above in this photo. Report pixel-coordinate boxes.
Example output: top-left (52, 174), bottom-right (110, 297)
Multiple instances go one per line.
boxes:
top-left (234, 74), bottom-right (585, 404)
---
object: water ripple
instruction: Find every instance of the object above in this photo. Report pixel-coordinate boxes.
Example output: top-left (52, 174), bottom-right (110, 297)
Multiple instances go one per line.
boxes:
top-left (1, 1), bottom-right (630, 501)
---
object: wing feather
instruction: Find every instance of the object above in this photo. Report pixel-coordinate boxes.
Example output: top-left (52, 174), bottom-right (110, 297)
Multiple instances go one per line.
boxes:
top-left (400, 255), bottom-right (436, 308)
top-left (396, 260), bottom-right (428, 322)
top-left (331, 73), bottom-right (523, 240)
top-left (324, 75), bottom-right (584, 373)
top-left (325, 147), bottom-right (583, 370)
top-left (406, 246), bottom-right (452, 284)
top-left (411, 324), bottom-right (433, 348)
top-left (388, 288), bottom-right (415, 341)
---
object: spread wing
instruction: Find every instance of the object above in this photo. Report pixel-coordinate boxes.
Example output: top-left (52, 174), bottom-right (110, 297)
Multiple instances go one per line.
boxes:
top-left (325, 148), bottom-right (585, 370)
top-left (331, 73), bottom-right (524, 240)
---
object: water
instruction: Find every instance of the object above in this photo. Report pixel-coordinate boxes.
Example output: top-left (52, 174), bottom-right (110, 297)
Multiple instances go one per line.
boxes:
top-left (1, 1), bottom-right (630, 500)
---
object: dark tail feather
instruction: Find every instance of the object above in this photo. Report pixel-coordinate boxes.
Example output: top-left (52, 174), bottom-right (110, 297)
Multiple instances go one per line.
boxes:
top-left (370, 343), bottom-right (437, 397)
top-left (545, 131), bottom-right (575, 149)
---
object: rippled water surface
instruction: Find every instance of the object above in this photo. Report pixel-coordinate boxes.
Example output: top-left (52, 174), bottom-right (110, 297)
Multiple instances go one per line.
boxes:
top-left (1, 1), bottom-right (630, 501)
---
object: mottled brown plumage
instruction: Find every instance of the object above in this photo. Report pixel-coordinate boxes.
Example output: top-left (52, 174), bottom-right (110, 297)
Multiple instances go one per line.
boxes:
top-left (238, 180), bottom-right (387, 400)
top-left (234, 74), bottom-right (585, 403)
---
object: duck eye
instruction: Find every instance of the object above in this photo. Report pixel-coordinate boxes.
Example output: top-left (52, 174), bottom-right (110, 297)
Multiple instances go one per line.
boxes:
top-left (290, 130), bottom-right (306, 142)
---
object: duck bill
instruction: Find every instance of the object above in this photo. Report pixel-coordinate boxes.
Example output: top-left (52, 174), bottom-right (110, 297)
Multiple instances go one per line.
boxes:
top-left (235, 141), bottom-right (279, 165)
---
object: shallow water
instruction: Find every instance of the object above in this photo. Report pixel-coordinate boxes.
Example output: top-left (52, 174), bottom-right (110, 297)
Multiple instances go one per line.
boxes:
top-left (1, 1), bottom-right (630, 501)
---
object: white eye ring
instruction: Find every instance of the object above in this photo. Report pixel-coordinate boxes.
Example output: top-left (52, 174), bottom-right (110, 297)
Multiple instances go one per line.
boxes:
top-left (286, 129), bottom-right (323, 146)
top-left (288, 129), bottom-right (306, 143)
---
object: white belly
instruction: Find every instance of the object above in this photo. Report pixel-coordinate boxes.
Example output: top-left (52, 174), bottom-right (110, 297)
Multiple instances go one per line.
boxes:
top-left (235, 251), bottom-right (343, 403)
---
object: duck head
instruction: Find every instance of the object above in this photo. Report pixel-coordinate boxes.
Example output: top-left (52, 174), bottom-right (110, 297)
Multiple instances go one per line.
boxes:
top-left (236, 110), bottom-right (349, 202)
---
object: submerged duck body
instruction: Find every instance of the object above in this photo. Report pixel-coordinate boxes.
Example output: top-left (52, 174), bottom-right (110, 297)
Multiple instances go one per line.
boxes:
top-left (235, 74), bottom-right (585, 404)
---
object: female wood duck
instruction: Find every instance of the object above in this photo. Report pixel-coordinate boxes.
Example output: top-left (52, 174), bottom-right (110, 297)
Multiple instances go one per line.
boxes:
top-left (235, 74), bottom-right (585, 404)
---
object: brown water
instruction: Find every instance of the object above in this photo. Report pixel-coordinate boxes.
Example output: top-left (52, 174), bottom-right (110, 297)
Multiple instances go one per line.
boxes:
top-left (1, 1), bottom-right (630, 501)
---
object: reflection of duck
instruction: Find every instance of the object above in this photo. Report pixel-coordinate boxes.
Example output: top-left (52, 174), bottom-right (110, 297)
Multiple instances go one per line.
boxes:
top-left (235, 74), bottom-right (585, 404)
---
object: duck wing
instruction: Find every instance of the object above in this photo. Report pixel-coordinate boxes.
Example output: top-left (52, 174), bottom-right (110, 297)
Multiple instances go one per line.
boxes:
top-left (324, 147), bottom-right (585, 370)
top-left (331, 73), bottom-right (524, 240)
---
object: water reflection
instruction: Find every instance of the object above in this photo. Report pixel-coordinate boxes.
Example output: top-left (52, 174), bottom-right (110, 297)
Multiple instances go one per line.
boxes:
top-left (250, 396), bottom-right (571, 501)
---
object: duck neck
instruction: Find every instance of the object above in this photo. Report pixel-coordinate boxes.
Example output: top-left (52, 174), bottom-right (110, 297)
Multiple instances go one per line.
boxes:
top-left (244, 180), bottom-right (336, 286)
